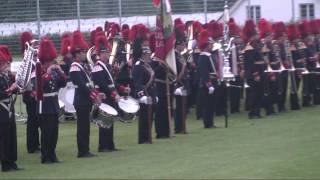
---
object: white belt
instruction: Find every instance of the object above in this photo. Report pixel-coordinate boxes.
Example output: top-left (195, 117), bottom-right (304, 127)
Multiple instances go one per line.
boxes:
top-left (0, 98), bottom-right (11, 114)
top-left (43, 92), bottom-right (58, 97)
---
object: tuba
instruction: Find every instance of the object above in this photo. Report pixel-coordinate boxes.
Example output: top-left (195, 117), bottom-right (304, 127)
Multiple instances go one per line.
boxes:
top-left (16, 41), bottom-right (38, 90)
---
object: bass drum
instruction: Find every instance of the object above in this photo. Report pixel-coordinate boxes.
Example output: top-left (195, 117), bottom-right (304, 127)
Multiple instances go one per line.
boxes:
top-left (58, 82), bottom-right (76, 113)
top-left (91, 103), bottom-right (118, 129)
top-left (117, 96), bottom-right (140, 123)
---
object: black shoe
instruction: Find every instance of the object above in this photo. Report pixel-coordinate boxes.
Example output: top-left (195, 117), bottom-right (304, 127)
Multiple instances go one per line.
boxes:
top-left (77, 152), bottom-right (96, 158)
top-left (51, 156), bottom-right (60, 163)
top-left (156, 135), bottom-right (170, 139)
top-left (98, 148), bottom-right (119, 152)
top-left (1, 165), bottom-right (12, 172)
top-left (28, 148), bottom-right (40, 154)
top-left (41, 158), bottom-right (53, 164)
top-left (138, 141), bottom-right (152, 144)
top-left (249, 115), bottom-right (261, 119)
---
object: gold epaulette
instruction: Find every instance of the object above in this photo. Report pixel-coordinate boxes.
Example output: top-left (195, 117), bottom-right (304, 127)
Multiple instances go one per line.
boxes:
top-left (244, 44), bottom-right (254, 51)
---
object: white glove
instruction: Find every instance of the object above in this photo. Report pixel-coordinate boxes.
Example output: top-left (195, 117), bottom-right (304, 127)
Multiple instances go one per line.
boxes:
top-left (174, 87), bottom-right (183, 96)
top-left (208, 86), bottom-right (215, 94)
top-left (139, 96), bottom-right (148, 104)
top-left (155, 96), bottom-right (159, 103)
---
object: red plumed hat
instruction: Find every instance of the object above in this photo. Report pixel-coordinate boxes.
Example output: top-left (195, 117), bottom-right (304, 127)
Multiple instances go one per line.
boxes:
top-left (287, 23), bottom-right (300, 41)
top-left (94, 35), bottom-right (111, 54)
top-left (309, 20), bottom-right (319, 35)
top-left (228, 18), bottom-right (241, 37)
top-left (193, 21), bottom-right (203, 40)
top-left (39, 37), bottom-right (57, 64)
top-left (60, 35), bottom-right (72, 56)
top-left (0, 45), bottom-right (12, 63)
top-left (0, 51), bottom-right (8, 63)
top-left (242, 19), bottom-right (257, 43)
top-left (210, 21), bottom-right (223, 39)
top-left (149, 33), bottom-right (156, 53)
top-left (96, 26), bottom-right (103, 33)
top-left (71, 30), bottom-right (89, 53)
top-left (298, 21), bottom-right (310, 39)
top-left (90, 30), bottom-right (97, 46)
top-left (198, 30), bottom-right (210, 51)
top-left (129, 24), bottom-right (149, 42)
top-left (107, 23), bottom-right (121, 39)
top-left (258, 18), bottom-right (272, 39)
top-left (272, 22), bottom-right (287, 39)
top-left (174, 18), bottom-right (184, 27)
top-left (20, 31), bottom-right (33, 54)
top-left (121, 29), bottom-right (130, 42)
top-left (121, 24), bottom-right (130, 31)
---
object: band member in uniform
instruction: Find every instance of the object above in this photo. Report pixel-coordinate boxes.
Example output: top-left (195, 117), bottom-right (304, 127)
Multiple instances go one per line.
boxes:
top-left (228, 18), bottom-right (244, 113)
top-left (296, 22), bottom-right (312, 107)
top-left (91, 34), bottom-right (120, 152)
top-left (132, 45), bottom-right (156, 144)
top-left (115, 28), bottom-right (133, 97)
top-left (243, 20), bottom-right (264, 119)
top-left (59, 33), bottom-right (76, 121)
top-left (300, 20), bottom-right (319, 106)
top-left (197, 30), bottom-right (217, 128)
top-left (0, 48), bottom-right (21, 172)
top-left (69, 31), bottom-right (97, 158)
top-left (20, 32), bottom-right (41, 153)
top-left (272, 22), bottom-right (289, 112)
top-left (190, 21), bottom-right (203, 120)
top-left (149, 33), bottom-right (173, 139)
top-left (32, 37), bottom-right (67, 164)
top-left (208, 21), bottom-right (225, 117)
top-left (287, 23), bottom-right (302, 110)
top-left (174, 24), bottom-right (189, 134)
top-left (258, 19), bottom-right (275, 116)
top-left (309, 19), bottom-right (320, 105)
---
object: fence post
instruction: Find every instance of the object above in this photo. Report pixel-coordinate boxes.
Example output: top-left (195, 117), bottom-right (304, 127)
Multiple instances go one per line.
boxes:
top-left (36, 0), bottom-right (41, 38)
top-left (118, 0), bottom-right (122, 26)
top-left (204, 0), bottom-right (208, 23)
top-left (77, 0), bottom-right (81, 30)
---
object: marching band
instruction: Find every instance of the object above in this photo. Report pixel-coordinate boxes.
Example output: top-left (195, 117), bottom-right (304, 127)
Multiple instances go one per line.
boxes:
top-left (1, 16), bottom-right (320, 172)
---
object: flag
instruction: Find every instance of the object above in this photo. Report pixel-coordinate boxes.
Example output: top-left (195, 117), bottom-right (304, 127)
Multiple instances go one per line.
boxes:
top-left (154, 0), bottom-right (177, 75)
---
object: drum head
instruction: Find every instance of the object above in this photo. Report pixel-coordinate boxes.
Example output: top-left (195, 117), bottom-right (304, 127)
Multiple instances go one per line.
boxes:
top-left (64, 88), bottom-right (75, 105)
top-left (99, 103), bottom-right (118, 116)
top-left (64, 104), bottom-right (76, 113)
top-left (118, 97), bottom-right (140, 114)
top-left (58, 100), bottom-right (65, 108)
top-left (58, 82), bottom-right (76, 113)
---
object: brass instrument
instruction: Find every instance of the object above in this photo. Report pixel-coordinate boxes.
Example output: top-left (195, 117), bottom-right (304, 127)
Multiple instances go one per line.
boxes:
top-left (220, 0), bottom-right (235, 83)
top-left (262, 39), bottom-right (282, 73)
top-left (109, 35), bottom-right (121, 65)
top-left (16, 42), bottom-right (38, 90)
top-left (295, 41), bottom-right (309, 74)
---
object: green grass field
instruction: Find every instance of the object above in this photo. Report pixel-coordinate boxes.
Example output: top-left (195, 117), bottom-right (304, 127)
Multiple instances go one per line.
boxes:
top-left (2, 105), bottom-right (320, 179)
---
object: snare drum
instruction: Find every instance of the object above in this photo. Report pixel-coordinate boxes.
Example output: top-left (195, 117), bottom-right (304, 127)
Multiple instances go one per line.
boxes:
top-left (91, 103), bottom-right (118, 129)
top-left (58, 82), bottom-right (76, 113)
top-left (117, 96), bottom-right (140, 122)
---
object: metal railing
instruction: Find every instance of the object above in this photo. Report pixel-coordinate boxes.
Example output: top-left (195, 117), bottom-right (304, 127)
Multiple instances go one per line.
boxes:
top-left (0, 0), bottom-right (236, 55)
